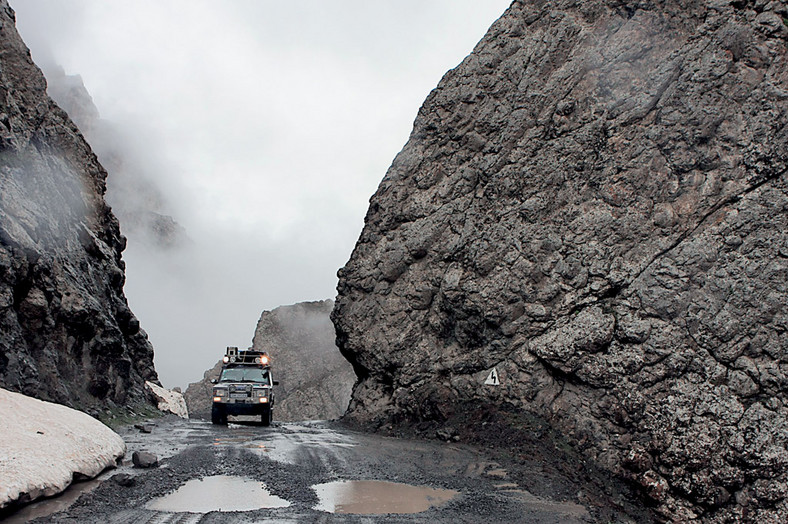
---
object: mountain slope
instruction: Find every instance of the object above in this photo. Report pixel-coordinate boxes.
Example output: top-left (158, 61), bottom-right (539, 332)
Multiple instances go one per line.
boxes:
top-left (0, 1), bottom-right (157, 409)
top-left (333, 1), bottom-right (788, 521)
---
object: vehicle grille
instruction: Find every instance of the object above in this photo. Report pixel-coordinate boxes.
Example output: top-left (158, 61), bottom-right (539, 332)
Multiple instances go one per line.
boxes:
top-left (229, 384), bottom-right (251, 398)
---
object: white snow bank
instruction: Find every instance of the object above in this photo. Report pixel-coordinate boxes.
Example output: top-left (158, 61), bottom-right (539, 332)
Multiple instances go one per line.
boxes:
top-left (0, 388), bottom-right (125, 509)
top-left (145, 381), bottom-right (188, 418)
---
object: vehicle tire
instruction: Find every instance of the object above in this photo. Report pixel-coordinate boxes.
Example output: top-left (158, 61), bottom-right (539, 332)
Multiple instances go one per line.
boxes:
top-left (211, 405), bottom-right (226, 425)
top-left (261, 407), bottom-right (272, 427)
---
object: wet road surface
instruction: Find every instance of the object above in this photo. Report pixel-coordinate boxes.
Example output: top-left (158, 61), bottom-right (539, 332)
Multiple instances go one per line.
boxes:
top-left (8, 417), bottom-right (613, 523)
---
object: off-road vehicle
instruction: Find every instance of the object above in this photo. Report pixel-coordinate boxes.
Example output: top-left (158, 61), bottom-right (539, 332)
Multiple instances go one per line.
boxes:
top-left (211, 346), bottom-right (277, 426)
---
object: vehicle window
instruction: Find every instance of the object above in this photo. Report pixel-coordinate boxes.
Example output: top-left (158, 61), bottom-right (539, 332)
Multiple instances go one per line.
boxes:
top-left (219, 367), bottom-right (270, 384)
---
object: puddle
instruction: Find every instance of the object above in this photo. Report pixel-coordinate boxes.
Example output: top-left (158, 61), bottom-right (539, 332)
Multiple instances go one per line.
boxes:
top-left (1, 477), bottom-right (104, 524)
top-left (249, 424), bottom-right (357, 464)
top-left (204, 422), bottom-right (356, 465)
top-left (146, 475), bottom-right (290, 513)
top-left (312, 480), bottom-right (458, 515)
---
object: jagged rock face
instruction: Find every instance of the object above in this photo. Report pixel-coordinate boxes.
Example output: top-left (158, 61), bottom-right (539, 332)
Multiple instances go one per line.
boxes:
top-left (0, 2), bottom-right (157, 408)
top-left (253, 300), bottom-right (353, 422)
top-left (333, 1), bottom-right (788, 521)
top-left (184, 300), bottom-right (354, 422)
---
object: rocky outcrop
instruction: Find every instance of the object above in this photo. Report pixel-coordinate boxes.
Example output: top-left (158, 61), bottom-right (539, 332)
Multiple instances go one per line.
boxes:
top-left (0, 2), bottom-right (158, 408)
top-left (0, 388), bottom-right (126, 509)
top-left (145, 381), bottom-right (188, 418)
top-left (333, 1), bottom-right (788, 522)
top-left (252, 300), bottom-right (353, 422)
top-left (185, 300), bottom-right (354, 421)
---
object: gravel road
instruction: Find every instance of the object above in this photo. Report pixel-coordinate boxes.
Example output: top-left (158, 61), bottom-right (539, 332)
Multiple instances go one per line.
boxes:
top-left (6, 416), bottom-right (646, 523)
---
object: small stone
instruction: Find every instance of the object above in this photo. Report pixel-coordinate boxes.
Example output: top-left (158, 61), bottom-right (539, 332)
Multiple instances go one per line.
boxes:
top-left (113, 473), bottom-right (136, 487)
top-left (132, 451), bottom-right (158, 468)
top-left (436, 428), bottom-right (458, 441)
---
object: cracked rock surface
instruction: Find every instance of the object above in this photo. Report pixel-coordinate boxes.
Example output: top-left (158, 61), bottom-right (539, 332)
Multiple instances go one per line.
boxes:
top-left (0, 1), bottom-right (157, 409)
top-left (333, 0), bottom-right (788, 521)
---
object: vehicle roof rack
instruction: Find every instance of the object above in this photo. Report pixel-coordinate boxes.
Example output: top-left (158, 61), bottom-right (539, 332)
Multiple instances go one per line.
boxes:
top-left (223, 346), bottom-right (271, 367)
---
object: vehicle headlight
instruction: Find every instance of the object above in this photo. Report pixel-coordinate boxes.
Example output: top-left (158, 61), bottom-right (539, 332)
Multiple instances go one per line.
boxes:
top-left (213, 388), bottom-right (228, 397)
top-left (253, 389), bottom-right (267, 398)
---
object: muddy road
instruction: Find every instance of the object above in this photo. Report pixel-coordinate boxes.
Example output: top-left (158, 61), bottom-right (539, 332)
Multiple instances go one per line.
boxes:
top-left (6, 417), bottom-right (644, 523)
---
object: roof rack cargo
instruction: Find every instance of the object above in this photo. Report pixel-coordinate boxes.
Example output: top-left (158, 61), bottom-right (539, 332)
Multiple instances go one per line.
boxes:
top-left (223, 346), bottom-right (271, 366)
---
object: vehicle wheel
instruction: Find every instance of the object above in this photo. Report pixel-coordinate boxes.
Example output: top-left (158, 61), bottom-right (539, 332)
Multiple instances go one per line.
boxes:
top-left (261, 407), bottom-right (272, 427)
top-left (211, 405), bottom-right (226, 425)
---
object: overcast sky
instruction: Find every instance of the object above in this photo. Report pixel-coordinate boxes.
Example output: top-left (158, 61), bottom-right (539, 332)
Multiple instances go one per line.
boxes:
top-left (11, 0), bottom-right (511, 389)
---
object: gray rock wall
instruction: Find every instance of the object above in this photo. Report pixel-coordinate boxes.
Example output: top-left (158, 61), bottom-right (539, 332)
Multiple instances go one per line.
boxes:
top-left (333, 0), bottom-right (788, 521)
top-left (184, 300), bottom-right (353, 422)
top-left (253, 300), bottom-right (353, 422)
top-left (0, 1), bottom-right (157, 409)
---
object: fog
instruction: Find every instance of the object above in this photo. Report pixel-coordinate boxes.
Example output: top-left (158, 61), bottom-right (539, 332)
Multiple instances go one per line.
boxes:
top-left (11, 0), bottom-right (511, 388)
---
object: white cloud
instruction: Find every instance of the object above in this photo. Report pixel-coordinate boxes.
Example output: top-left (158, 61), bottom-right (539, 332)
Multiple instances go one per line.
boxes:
top-left (11, 0), bottom-right (512, 388)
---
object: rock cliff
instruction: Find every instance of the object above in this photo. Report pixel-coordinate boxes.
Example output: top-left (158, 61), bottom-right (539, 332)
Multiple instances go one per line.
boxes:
top-left (333, 0), bottom-right (788, 521)
top-left (185, 300), bottom-right (353, 422)
top-left (0, 1), bottom-right (157, 408)
top-left (42, 66), bottom-right (185, 249)
top-left (253, 300), bottom-right (353, 422)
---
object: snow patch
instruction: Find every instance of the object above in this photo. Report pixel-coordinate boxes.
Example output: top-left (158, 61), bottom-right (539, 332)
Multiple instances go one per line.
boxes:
top-left (0, 388), bottom-right (125, 509)
top-left (145, 381), bottom-right (188, 418)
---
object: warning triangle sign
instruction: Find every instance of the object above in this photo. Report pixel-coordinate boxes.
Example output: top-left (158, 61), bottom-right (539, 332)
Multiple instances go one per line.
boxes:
top-left (484, 367), bottom-right (500, 386)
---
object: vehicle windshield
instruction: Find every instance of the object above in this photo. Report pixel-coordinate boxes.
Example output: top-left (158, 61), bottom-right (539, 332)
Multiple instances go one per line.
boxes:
top-left (219, 367), bottom-right (270, 384)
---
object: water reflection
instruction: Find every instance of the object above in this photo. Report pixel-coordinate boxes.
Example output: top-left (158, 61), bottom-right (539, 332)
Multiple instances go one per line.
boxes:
top-left (313, 480), bottom-right (458, 514)
top-left (146, 475), bottom-right (289, 513)
top-left (1, 477), bottom-right (104, 524)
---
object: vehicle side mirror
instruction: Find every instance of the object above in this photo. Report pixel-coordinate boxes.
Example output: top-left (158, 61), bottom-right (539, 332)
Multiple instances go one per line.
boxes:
top-left (210, 379), bottom-right (217, 384)
top-left (273, 381), bottom-right (279, 386)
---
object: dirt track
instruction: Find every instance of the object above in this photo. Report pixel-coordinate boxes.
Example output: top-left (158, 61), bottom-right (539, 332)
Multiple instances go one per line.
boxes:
top-left (5, 416), bottom-right (647, 523)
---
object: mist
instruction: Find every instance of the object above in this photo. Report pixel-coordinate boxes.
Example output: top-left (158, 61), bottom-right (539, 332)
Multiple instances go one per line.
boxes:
top-left (10, 0), bottom-right (512, 388)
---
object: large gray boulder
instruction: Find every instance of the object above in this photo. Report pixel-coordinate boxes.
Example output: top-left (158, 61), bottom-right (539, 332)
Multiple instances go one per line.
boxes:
top-left (185, 300), bottom-right (353, 422)
top-left (253, 300), bottom-right (353, 422)
top-left (0, 1), bottom-right (158, 408)
top-left (333, 1), bottom-right (788, 522)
